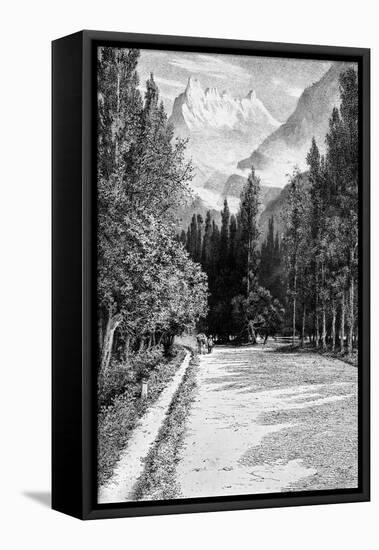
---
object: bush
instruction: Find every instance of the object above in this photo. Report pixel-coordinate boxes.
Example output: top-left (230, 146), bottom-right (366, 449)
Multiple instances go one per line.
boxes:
top-left (281, 326), bottom-right (299, 337)
top-left (98, 392), bottom-right (145, 484)
top-left (98, 362), bottom-right (136, 408)
top-left (98, 347), bottom-right (165, 407)
top-left (132, 347), bottom-right (164, 382)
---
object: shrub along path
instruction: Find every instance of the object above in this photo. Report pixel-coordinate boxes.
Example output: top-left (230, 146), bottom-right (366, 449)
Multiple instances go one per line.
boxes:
top-left (98, 351), bottom-right (191, 504)
top-left (174, 344), bottom-right (357, 499)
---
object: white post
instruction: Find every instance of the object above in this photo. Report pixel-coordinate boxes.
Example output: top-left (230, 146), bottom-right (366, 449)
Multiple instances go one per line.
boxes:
top-left (141, 379), bottom-right (148, 399)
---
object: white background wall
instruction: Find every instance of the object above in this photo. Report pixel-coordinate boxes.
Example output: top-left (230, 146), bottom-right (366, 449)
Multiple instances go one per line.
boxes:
top-left (0, 1), bottom-right (376, 548)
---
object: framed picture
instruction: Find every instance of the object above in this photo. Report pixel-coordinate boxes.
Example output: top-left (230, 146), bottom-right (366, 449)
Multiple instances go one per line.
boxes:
top-left (52, 30), bottom-right (370, 520)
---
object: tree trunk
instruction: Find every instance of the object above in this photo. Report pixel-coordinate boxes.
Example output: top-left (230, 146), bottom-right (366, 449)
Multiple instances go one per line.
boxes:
top-left (146, 334), bottom-right (152, 350)
top-left (163, 334), bottom-right (175, 356)
top-left (340, 292), bottom-right (345, 353)
top-left (247, 237), bottom-right (251, 296)
top-left (348, 276), bottom-right (354, 356)
top-left (321, 305), bottom-right (327, 350)
top-left (98, 314), bottom-right (103, 352)
top-left (354, 328), bottom-right (358, 348)
top-left (124, 334), bottom-right (131, 359)
top-left (138, 337), bottom-right (145, 353)
top-left (100, 311), bottom-right (122, 375)
top-left (315, 311), bottom-right (320, 347)
top-left (315, 261), bottom-right (320, 347)
top-left (292, 269), bottom-right (297, 345)
top-left (301, 304), bottom-right (306, 347)
top-left (331, 301), bottom-right (336, 351)
top-left (248, 322), bottom-right (257, 345)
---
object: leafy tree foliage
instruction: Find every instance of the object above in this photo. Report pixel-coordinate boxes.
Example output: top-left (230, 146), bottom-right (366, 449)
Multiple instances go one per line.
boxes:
top-left (97, 47), bottom-right (208, 373)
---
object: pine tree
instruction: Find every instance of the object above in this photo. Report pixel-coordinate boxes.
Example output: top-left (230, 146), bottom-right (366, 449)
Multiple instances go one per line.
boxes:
top-left (189, 214), bottom-right (198, 259)
top-left (220, 199), bottom-right (230, 266)
top-left (196, 214), bottom-right (204, 263)
top-left (229, 214), bottom-right (237, 269)
top-left (210, 221), bottom-right (221, 272)
top-left (201, 211), bottom-right (212, 267)
top-left (239, 167), bottom-right (261, 297)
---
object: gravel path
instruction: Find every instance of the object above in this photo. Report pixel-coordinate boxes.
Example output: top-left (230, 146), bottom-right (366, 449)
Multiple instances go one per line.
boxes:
top-left (98, 351), bottom-right (191, 504)
top-left (175, 345), bottom-right (358, 498)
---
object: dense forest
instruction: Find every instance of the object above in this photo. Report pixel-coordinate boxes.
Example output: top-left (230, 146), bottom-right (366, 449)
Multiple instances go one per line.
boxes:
top-left (181, 68), bottom-right (358, 354)
top-left (179, 175), bottom-right (284, 343)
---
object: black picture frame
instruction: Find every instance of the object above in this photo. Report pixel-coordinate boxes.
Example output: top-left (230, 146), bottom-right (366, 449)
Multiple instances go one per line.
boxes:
top-left (52, 30), bottom-right (370, 520)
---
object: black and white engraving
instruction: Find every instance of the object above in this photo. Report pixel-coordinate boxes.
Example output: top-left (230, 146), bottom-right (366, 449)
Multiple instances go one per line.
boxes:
top-left (96, 47), bottom-right (359, 504)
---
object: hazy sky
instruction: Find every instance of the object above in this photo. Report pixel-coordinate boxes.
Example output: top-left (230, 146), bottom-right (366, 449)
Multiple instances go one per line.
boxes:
top-left (137, 50), bottom-right (331, 122)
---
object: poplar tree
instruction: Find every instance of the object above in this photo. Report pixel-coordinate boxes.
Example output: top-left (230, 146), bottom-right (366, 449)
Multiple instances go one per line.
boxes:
top-left (239, 167), bottom-right (261, 297)
top-left (201, 211), bottom-right (212, 267)
top-left (220, 199), bottom-right (230, 266)
top-left (283, 168), bottom-right (309, 344)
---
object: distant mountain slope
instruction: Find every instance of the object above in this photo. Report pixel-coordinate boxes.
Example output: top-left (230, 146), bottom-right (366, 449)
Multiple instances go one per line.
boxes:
top-left (258, 172), bottom-right (310, 240)
top-left (203, 170), bottom-right (230, 192)
top-left (222, 174), bottom-right (281, 210)
top-left (222, 174), bottom-right (246, 197)
top-left (175, 180), bottom-right (282, 233)
top-left (238, 62), bottom-right (355, 187)
top-left (175, 195), bottom-right (221, 232)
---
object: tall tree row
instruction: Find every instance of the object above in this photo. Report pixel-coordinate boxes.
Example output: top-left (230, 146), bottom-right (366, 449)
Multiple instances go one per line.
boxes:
top-left (183, 68), bottom-right (358, 355)
top-left (97, 47), bottom-right (208, 374)
top-left (283, 68), bottom-right (358, 354)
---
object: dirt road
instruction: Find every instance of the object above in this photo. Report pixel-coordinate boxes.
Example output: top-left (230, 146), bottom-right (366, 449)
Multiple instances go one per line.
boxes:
top-left (175, 345), bottom-right (358, 498)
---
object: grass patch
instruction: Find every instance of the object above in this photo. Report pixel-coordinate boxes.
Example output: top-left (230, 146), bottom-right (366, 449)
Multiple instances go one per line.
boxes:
top-left (131, 354), bottom-right (199, 501)
top-left (97, 346), bottom-right (186, 486)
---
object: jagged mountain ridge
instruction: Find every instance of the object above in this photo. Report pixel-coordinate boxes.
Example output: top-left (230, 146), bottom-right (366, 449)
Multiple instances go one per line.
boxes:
top-left (169, 76), bottom-right (279, 134)
top-left (258, 172), bottom-right (310, 242)
top-left (238, 61), bottom-right (355, 187)
top-left (168, 77), bottom-right (280, 190)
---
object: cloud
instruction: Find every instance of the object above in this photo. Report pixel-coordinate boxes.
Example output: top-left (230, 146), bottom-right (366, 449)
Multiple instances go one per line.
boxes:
top-left (168, 53), bottom-right (251, 82)
top-left (154, 76), bottom-right (184, 89)
top-left (138, 83), bottom-right (177, 103)
top-left (271, 76), bottom-right (303, 98)
top-left (286, 86), bottom-right (303, 98)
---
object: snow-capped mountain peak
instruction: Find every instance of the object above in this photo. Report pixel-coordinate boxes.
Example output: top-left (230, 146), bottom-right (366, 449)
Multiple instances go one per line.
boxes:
top-left (169, 78), bottom-right (279, 133)
top-left (168, 76), bottom-right (281, 198)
